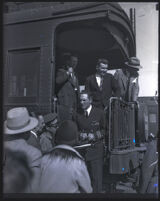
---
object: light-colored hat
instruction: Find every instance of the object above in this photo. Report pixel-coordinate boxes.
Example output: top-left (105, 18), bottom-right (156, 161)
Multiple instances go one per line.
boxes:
top-left (4, 107), bottom-right (38, 135)
top-left (125, 57), bottom-right (142, 69)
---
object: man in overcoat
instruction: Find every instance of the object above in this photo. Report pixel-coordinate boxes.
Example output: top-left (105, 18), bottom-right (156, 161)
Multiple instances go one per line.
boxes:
top-left (56, 53), bottom-right (79, 121)
top-left (3, 107), bottom-right (42, 193)
top-left (114, 57), bottom-right (142, 102)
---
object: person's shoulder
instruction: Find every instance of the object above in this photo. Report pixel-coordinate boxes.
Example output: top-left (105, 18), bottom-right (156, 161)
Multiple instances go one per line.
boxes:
top-left (114, 69), bottom-right (123, 76)
top-left (86, 74), bottom-right (95, 80)
top-left (26, 142), bottom-right (42, 158)
top-left (104, 73), bottom-right (114, 79)
top-left (92, 106), bottom-right (104, 114)
top-left (57, 68), bottom-right (67, 73)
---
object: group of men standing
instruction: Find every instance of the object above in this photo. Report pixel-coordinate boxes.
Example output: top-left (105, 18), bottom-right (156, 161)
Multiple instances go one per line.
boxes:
top-left (55, 53), bottom-right (142, 193)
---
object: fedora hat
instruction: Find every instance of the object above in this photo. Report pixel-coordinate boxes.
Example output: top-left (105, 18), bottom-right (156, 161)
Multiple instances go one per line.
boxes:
top-left (56, 120), bottom-right (78, 146)
top-left (125, 57), bottom-right (142, 69)
top-left (4, 107), bottom-right (38, 135)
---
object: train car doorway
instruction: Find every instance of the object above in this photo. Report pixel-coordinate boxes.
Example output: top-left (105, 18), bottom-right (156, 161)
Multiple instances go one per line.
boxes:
top-left (55, 17), bottom-right (126, 86)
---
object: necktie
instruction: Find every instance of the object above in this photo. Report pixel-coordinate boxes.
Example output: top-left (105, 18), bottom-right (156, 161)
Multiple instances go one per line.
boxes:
top-left (84, 111), bottom-right (88, 118)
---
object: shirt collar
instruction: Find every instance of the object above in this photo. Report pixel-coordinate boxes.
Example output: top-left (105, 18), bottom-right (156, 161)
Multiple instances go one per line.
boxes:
top-left (96, 73), bottom-right (101, 78)
top-left (85, 105), bottom-right (92, 116)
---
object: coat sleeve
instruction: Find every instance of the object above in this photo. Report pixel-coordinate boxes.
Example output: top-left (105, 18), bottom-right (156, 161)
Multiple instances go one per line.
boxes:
top-left (29, 150), bottom-right (42, 193)
top-left (131, 78), bottom-right (139, 101)
top-left (75, 159), bottom-right (93, 193)
top-left (100, 110), bottom-right (106, 131)
top-left (111, 74), bottom-right (121, 97)
top-left (113, 70), bottom-right (119, 80)
top-left (85, 77), bottom-right (90, 92)
top-left (56, 69), bottom-right (69, 85)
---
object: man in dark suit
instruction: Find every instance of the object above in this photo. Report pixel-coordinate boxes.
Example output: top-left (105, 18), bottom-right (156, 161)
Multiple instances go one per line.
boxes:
top-left (73, 90), bottom-right (106, 193)
top-left (85, 58), bottom-right (120, 110)
top-left (56, 53), bottom-right (79, 121)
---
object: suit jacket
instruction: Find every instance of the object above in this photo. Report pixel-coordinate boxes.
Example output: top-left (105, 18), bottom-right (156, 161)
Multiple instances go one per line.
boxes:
top-left (114, 69), bottom-right (139, 102)
top-left (85, 73), bottom-right (120, 108)
top-left (56, 68), bottom-right (79, 109)
top-left (74, 106), bottom-right (105, 161)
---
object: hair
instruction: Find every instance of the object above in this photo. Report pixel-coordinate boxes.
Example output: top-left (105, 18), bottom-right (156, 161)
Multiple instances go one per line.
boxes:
top-left (80, 90), bottom-right (92, 100)
top-left (61, 53), bottom-right (78, 66)
top-left (61, 53), bottom-right (72, 66)
top-left (3, 148), bottom-right (33, 193)
top-left (48, 148), bottom-right (82, 161)
top-left (97, 58), bottom-right (109, 66)
top-left (71, 54), bottom-right (78, 59)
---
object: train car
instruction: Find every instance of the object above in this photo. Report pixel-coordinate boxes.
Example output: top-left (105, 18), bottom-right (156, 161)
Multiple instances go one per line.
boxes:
top-left (3, 2), bottom-right (158, 193)
top-left (3, 2), bottom-right (136, 115)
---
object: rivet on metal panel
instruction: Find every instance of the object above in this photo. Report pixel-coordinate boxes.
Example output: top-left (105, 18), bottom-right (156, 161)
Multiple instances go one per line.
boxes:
top-left (50, 59), bottom-right (54, 63)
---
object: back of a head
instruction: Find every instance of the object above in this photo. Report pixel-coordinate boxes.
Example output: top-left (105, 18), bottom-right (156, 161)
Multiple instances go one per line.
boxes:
top-left (61, 53), bottom-right (72, 67)
top-left (80, 90), bottom-right (92, 99)
top-left (3, 148), bottom-right (33, 193)
top-left (55, 120), bottom-right (78, 147)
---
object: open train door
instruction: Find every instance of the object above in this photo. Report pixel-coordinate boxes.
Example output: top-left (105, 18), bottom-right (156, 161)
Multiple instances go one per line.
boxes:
top-left (54, 2), bottom-right (136, 85)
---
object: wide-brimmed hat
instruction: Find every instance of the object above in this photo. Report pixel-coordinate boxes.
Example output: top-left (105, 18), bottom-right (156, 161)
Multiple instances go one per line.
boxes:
top-left (55, 120), bottom-right (78, 146)
top-left (125, 57), bottom-right (142, 69)
top-left (4, 107), bottom-right (38, 135)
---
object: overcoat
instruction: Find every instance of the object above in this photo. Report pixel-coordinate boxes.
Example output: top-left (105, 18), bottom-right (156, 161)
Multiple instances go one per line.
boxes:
top-left (56, 68), bottom-right (79, 120)
top-left (114, 69), bottom-right (139, 102)
top-left (4, 139), bottom-right (42, 193)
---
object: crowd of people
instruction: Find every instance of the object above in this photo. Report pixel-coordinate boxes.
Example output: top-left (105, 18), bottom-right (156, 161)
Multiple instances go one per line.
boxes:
top-left (4, 54), bottom-right (150, 194)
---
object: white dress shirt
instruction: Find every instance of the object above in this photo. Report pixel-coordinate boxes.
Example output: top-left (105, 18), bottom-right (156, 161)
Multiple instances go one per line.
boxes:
top-left (96, 75), bottom-right (101, 87)
top-left (85, 105), bottom-right (92, 116)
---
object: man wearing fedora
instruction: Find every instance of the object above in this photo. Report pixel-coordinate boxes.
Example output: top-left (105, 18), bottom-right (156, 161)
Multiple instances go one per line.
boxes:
top-left (4, 107), bottom-right (42, 193)
top-left (114, 57), bottom-right (142, 146)
top-left (114, 57), bottom-right (142, 102)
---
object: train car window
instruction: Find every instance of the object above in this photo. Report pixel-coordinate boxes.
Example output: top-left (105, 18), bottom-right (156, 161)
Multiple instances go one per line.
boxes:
top-left (7, 48), bottom-right (40, 103)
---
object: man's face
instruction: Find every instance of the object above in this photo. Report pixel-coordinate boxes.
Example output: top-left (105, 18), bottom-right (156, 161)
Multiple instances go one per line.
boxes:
top-left (124, 67), bottom-right (139, 78)
top-left (80, 94), bottom-right (92, 110)
top-left (97, 63), bottom-right (108, 76)
top-left (69, 56), bottom-right (78, 69)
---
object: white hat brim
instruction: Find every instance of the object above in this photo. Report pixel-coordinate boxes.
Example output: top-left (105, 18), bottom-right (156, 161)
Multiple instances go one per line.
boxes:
top-left (125, 61), bottom-right (142, 69)
top-left (4, 117), bottom-right (38, 135)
